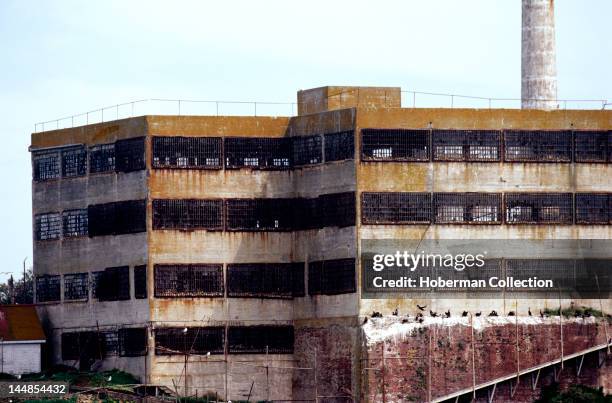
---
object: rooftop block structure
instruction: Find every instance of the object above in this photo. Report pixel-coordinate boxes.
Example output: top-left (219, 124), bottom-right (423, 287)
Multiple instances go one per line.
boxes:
top-left (30, 86), bottom-right (612, 401)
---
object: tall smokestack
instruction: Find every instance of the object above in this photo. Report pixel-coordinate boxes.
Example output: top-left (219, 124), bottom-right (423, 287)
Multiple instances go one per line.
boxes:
top-left (521, 0), bottom-right (557, 109)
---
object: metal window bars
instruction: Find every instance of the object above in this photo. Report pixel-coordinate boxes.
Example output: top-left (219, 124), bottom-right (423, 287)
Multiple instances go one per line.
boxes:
top-left (227, 263), bottom-right (305, 298)
top-left (361, 192), bottom-right (432, 224)
top-left (308, 258), bottom-right (356, 295)
top-left (115, 137), bottom-right (146, 172)
top-left (36, 275), bottom-right (61, 302)
top-left (433, 193), bottom-right (502, 224)
top-left (152, 136), bottom-right (222, 169)
top-left (292, 135), bottom-right (323, 166)
top-left (574, 130), bottom-right (611, 162)
top-left (575, 193), bottom-right (611, 224)
top-left (224, 137), bottom-right (291, 169)
top-left (152, 199), bottom-right (223, 230)
top-left (155, 327), bottom-right (225, 355)
top-left (64, 272), bottom-right (89, 300)
top-left (61, 145), bottom-right (87, 177)
top-left (154, 264), bottom-right (224, 297)
top-left (35, 212), bottom-right (62, 241)
top-left (361, 129), bottom-right (430, 161)
top-left (504, 130), bottom-right (572, 162)
top-left (62, 209), bottom-right (88, 238)
top-left (432, 130), bottom-right (501, 161)
top-left (324, 130), bottom-right (355, 162)
top-left (89, 143), bottom-right (115, 173)
top-left (505, 193), bottom-right (573, 224)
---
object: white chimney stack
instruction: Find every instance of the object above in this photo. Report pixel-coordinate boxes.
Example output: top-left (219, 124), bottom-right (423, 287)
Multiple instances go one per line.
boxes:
top-left (521, 0), bottom-right (558, 109)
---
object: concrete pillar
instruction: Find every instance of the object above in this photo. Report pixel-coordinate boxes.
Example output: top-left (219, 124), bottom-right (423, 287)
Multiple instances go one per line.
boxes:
top-left (521, 0), bottom-right (558, 109)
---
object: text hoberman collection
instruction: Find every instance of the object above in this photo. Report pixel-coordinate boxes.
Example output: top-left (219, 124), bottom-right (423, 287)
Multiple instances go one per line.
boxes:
top-left (371, 276), bottom-right (555, 289)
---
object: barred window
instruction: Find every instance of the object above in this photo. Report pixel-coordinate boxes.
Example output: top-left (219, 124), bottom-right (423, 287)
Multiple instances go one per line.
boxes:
top-left (62, 209), bottom-right (88, 238)
top-left (33, 149), bottom-right (61, 181)
top-left (154, 264), bottom-right (224, 297)
top-left (574, 131), bottom-right (611, 162)
top-left (308, 258), bottom-right (356, 295)
top-left (292, 135), bottom-right (322, 166)
top-left (319, 192), bottom-right (356, 228)
top-left (35, 212), bottom-right (62, 241)
top-left (432, 130), bottom-right (501, 161)
top-left (134, 265), bottom-right (147, 299)
top-left (61, 146), bottom-right (87, 177)
top-left (88, 199), bottom-right (146, 237)
top-left (227, 263), bottom-right (304, 298)
top-left (155, 327), bottom-right (224, 355)
top-left (152, 136), bottom-right (222, 169)
top-left (96, 266), bottom-right (130, 301)
top-left (324, 131), bottom-right (354, 162)
top-left (64, 273), bottom-right (89, 300)
top-left (505, 193), bottom-right (573, 224)
top-left (101, 331), bottom-right (119, 356)
top-left (153, 199), bottom-right (223, 230)
top-left (226, 199), bottom-right (295, 231)
top-left (36, 275), bottom-right (61, 302)
top-left (119, 327), bottom-right (147, 356)
top-left (89, 143), bottom-right (115, 173)
top-left (361, 129), bottom-right (430, 161)
top-left (575, 193), bottom-right (611, 224)
top-left (361, 193), bottom-right (432, 224)
top-left (61, 332), bottom-right (103, 361)
top-left (504, 130), bottom-right (572, 162)
top-left (90, 271), bottom-right (103, 299)
top-left (228, 326), bottom-right (294, 354)
top-left (433, 193), bottom-right (502, 224)
top-left (224, 137), bottom-right (291, 169)
top-left (115, 137), bottom-right (146, 172)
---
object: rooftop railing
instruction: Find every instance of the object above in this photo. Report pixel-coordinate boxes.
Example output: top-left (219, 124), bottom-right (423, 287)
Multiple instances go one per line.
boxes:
top-left (33, 90), bottom-right (610, 133)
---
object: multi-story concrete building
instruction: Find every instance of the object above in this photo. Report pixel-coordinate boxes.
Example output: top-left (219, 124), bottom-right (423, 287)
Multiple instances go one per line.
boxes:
top-left (31, 86), bottom-right (612, 401)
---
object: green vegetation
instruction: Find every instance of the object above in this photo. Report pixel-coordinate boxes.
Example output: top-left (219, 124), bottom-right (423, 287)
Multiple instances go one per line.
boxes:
top-left (543, 306), bottom-right (607, 319)
top-left (535, 383), bottom-right (612, 402)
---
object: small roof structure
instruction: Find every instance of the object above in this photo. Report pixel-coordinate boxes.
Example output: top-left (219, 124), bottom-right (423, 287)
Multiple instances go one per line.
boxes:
top-left (0, 305), bottom-right (45, 342)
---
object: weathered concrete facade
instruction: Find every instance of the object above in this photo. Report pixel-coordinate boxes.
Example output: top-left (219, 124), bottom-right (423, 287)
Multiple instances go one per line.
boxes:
top-left (31, 86), bottom-right (612, 401)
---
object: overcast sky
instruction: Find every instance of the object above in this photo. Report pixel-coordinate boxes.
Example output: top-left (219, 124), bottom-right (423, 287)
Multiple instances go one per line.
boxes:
top-left (0, 0), bottom-right (610, 281)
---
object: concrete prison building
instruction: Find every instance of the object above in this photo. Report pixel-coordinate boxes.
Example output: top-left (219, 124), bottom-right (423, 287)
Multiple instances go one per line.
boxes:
top-left (30, 86), bottom-right (612, 401)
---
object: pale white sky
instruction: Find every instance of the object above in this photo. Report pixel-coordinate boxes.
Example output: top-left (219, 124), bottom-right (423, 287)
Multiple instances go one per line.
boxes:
top-left (0, 0), bottom-right (610, 280)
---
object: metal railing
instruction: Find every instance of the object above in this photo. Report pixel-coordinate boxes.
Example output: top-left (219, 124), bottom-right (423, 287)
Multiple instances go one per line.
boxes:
top-left (33, 90), bottom-right (610, 133)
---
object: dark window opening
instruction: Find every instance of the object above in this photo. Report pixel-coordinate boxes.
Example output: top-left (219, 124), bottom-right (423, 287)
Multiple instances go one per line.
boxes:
top-left (226, 199), bottom-right (294, 231)
top-left (62, 209), bottom-right (88, 238)
top-left (575, 131), bottom-right (611, 162)
top-left (154, 264), bottom-right (224, 297)
top-left (33, 150), bottom-right (61, 181)
top-left (61, 146), bottom-right (87, 177)
top-left (61, 331), bottom-right (105, 363)
top-left (361, 192), bottom-right (432, 224)
top-left (35, 212), bottom-right (62, 241)
top-left (89, 143), bottom-right (115, 173)
top-left (88, 199), bottom-right (146, 237)
top-left (134, 265), bottom-right (147, 299)
top-left (319, 192), bottom-right (356, 228)
top-left (152, 136), bottom-right (222, 169)
top-left (153, 199), bottom-right (223, 230)
top-left (433, 193), bottom-right (502, 224)
top-left (308, 258), bottom-right (356, 295)
top-left (361, 129), bottom-right (430, 161)
top-left (90, 271), bottom-right (103, 299)
top-left (504, 130), bottom-right (572, 162)
top-left (224, 137), bottom-right (291, 169)
top-left (64, 273), bottom-right (88, 300)
top-left (227, 263), bottom-right (305, 298)
top-left (292, 135), bottom-right (322, 166)
top-left (155, 327), bottom-right (224, 355)
top-left (96, 266), bottom-right (130, 301)
top-left (432, 130), bottom-right (501, 161)
top-left (324, 130), bottom-right (354, 162)
top-left (115, 137), bottom-right (146, 172)
top-left (36, 275), bottom-right (61, 302)
top-left (575, 193), bottom-right (611, 224)
top-left (228, 326), bottom-right (294, 354)
top-left (118, 327), bottom-right (147, 356)
top-left (505, 193), bottom-right (573, 224)
top-left (101, 331), bottom-right (119, 356)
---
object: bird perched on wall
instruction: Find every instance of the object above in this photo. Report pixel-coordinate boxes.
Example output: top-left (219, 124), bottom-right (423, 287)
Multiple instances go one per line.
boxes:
top-left (528, 308), bottom-right (532, 316)
top-left (489, 310), bottom-right (498, 317)
top-left (416, 313), bottom-right (424, 323)
top-left (444, 310), bottom-right (451, 318)
top-left (363, 317), bottom-right (368, 324)
top-left (508, 311), bottom-right (515, 316)
top-left (430, 310), bottom-right (438, 317)
top-left (462, 311), bottom-right (468, 317)
top-left (417, 304), bottom-right (426, 311)
top-left (401, 318), bottom-right (409, 324)
top-left (371, 311), bottom-right (382, 318)
top-left (539, 310), bottom-right (544, 318)
top-left (392, 308), bottom-right (398, 316)
top-left (475, 311), bottom-right (482, 317)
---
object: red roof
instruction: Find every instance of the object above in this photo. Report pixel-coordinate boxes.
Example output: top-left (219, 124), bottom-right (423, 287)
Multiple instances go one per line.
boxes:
top-left (0, 305), bottom-right (45, 342)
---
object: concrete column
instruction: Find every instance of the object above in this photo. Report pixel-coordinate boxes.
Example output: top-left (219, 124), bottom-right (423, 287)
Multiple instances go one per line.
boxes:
top-left (521, 0), bottom-right (558, 109)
